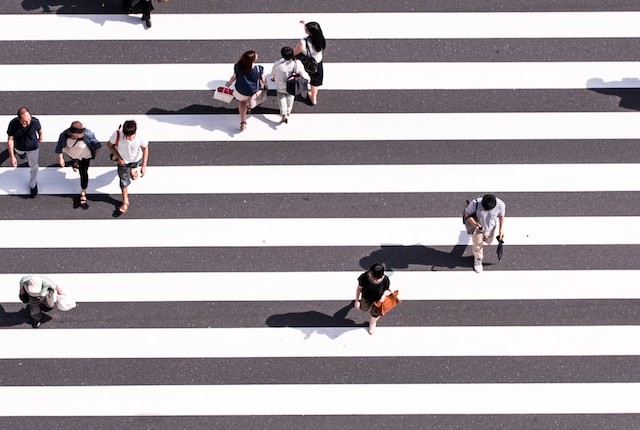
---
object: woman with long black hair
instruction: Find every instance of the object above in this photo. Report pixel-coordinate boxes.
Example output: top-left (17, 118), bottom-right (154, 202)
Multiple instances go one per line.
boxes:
top-left (294, 21), bottom-right (326, 106)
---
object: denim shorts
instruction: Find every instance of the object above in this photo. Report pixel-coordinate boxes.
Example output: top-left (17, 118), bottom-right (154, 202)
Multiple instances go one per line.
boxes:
top-left (117, 160), bottom-right (141, 189)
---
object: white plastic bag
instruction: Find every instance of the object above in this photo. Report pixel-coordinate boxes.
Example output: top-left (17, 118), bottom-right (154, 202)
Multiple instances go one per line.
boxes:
top-left (56, 294), bottom-right (77, 311)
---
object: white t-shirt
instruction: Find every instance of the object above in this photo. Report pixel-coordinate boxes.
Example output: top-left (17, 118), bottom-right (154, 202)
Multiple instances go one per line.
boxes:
top-left (301, 37), bottom-right (323, 63)
top-left (109, 130), bottom-right (148, 164)
top-left (271, 58), bottom-right (310, 91)
top-left (465, 197), bottom-right (506, 233)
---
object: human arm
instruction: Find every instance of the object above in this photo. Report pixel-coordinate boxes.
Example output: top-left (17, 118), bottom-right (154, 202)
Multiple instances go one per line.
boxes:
top-left (293, 20), bottom-right (307, 55)
top-left (376, 279), bottom-right (391, 304)
top-left (85, 130), bottom-right (102, 157)
top-left (7, 135), bottom-right (16, 167)
top-left (140, 145), bottom-right (149, 177)
top-left (260, 70), bottom-right (268, 89)
top-left (106, 141), bottom-right (125, 166)
top-left (497, 214), bottom-right (505, 239)
top-left (463, 200), bottom-right (482, 230)
top-left (41, 276), bottom-right (63, 296)
top-left (226, 73), bottom-right (236, 87)
top-left (55, 131), bottom-right (66, 167)
top-left (354, 284), bottom-right (362, 309)
top-left (106, 130), bottom-right (125, 166)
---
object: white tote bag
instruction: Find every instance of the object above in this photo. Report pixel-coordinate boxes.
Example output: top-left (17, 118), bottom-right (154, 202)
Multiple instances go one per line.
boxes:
top-left (213, 86), bottom-right (235, 103)
top-left (56, 294), bottom-right (77, 312)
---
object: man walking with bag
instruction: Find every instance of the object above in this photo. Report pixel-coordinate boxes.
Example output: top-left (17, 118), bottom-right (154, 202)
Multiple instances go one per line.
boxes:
top-left (19, 275), bottom-right (64, 328)
top-left (462, 194), bottom-right (506, 273)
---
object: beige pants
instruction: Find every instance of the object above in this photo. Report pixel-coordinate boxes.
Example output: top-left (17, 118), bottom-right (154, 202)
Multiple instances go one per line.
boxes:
top-left (466, 219), bottom-right (495, 260)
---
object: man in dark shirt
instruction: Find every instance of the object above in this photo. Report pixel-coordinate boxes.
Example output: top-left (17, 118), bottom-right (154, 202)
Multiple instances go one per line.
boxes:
top-left (7, 107), bottom-right (43, 197)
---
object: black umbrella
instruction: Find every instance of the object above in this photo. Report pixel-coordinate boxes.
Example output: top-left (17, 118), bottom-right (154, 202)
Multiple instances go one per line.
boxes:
top-left (496, 235), bottom-right (504, 261)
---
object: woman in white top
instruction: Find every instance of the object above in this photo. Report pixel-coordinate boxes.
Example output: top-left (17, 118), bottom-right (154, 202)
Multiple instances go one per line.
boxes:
top-left (294, 21), bottom-right (326, 106)
top-left (271, 46), bottom-right (310, 124)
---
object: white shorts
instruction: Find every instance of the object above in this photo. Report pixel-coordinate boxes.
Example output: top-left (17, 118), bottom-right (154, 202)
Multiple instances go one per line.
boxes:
top-left (233, 89), bottom-right (251, 101)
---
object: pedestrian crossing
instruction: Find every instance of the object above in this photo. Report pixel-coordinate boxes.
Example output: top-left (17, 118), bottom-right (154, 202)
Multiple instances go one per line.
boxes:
top-left (6, 62), bottom-right (640, 90)
top-left (1, 3), bottom-right (640, 429)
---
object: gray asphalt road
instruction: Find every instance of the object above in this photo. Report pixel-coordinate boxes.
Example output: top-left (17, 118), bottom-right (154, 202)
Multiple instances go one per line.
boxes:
top-left (0, 2), bottom-right (639, 429)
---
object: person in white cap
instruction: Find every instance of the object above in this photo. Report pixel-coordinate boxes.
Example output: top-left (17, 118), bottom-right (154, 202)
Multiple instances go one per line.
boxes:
top-left (18, 275), bottom-right (63, 328)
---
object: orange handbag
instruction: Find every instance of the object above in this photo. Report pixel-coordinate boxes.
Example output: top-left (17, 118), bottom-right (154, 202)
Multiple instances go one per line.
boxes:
top-left (374, 290), bottom-right (400, 316)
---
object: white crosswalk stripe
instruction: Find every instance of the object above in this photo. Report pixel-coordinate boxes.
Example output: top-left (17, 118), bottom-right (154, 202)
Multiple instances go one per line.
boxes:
top-left (1, 216), bottom-right (640, 247)
top-left (1, 112), bottom-right (638, 141)
top-left (0, 4), bottom-right (639, 428)
top-left (2, 62), bottom-right (639, 90)
top-left (3, 270), bottom-right (640, 302)
top-left (3, 12), bottom-right (640, 41)
top-left (2, 164), bottom-right (640, 195)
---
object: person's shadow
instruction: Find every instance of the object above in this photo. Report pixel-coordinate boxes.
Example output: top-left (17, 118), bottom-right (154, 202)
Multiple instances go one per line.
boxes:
top-left (47, 163), bottom-right (122, 210)
top-left (0, 304), bottom-right (53, 327)
top-left (359, 231), bottom-right (473, 272)
top-left (21, 0), bottom-right (147, 26)
top-left (587, 77), bottom-right (640, 111)
top-left (266, 302), bottom-right (366, 339)
top-left (22, 0), bottom-right (128, 13)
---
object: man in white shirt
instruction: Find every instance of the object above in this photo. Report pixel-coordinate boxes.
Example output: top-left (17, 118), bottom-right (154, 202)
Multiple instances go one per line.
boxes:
top-left (106, 120), bottom-right (149, 216)
top-left (462, 194), bottom-right (506, 273)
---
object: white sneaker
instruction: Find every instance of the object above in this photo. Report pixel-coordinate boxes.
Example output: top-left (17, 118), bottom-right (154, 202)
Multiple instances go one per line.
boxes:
top-left (473, 259), bottom-right (483, 273)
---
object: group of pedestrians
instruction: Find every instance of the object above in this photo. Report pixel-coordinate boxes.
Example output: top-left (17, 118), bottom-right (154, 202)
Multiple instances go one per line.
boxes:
top-left (6, 109), bottom-right (149, 216)
top-left (226, 21), bottom-right (326, 131)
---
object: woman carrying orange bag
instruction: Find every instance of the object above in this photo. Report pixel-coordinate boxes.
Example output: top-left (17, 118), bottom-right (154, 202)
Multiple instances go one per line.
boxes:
top-left (354, 263), bottom-right (391, 335)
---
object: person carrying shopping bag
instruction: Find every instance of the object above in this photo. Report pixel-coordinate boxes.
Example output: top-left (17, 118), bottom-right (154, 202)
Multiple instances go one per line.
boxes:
top-left (226, 50), bottom-right (268, 132)
top-left (270, 46), bottom-right (310, 124)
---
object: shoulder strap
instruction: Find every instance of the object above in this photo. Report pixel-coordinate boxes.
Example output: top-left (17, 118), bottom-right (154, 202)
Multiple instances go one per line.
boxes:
top-left (305, 38), bottom-right (312, 56)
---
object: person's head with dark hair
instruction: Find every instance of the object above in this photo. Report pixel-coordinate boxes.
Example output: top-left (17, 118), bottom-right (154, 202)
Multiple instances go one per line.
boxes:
top-left (369, 263), bottom-right (385, 280)
top-left (304, 21), bottom-right (326, 52)
top-left (237, 50), bottom-right (257, 74)
top-left (481, 194), bottom-right (497, 210)
top-left (281, 46), bottom-right (294, 61)
top-left (122, 120), bottom-right (137, 137)
top-left (17, 107), bottom-right (32, 127)
top-left (67, 121), bottom-right (85, 139)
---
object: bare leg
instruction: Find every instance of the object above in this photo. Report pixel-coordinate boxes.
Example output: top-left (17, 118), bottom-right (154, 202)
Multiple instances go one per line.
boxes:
top-left (120, 186), bottom-right (130, 213)
top-left (368, 315), bottom-right (380, 335)
top-left (239, 100), bottom-right (248, 130)
top-left (309, 85), bottom-right (319, 105)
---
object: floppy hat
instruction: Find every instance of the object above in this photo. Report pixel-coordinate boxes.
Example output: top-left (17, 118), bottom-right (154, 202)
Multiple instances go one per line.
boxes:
top-left (25, 275), bottom-right (43, 296)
